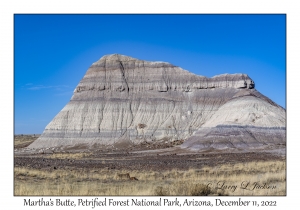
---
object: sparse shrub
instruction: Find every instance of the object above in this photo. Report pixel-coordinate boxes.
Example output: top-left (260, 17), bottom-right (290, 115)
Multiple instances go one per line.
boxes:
top-left (138, 124), bottom-right (146, 129)
top-left (117, 173), bottom-right (130, 180)
top-left (215, 189), bottom-right (228, 196)
top-left (154, 186), bottom-right (169, 196)
top-left (190, 184), bottom-right (212, 196)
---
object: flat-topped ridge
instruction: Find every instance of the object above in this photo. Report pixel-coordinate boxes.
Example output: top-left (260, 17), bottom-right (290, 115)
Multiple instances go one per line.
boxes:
top-left (86, 54), bottom-right (255, 93)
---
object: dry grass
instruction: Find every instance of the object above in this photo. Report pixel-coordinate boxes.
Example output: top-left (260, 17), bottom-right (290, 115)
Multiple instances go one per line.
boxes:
top-left (14, 135), bottom-right (38, 148)
top-left (14, 160), bottom-right (285, 196)
top-left (47, 152), bottom-right (92, 159)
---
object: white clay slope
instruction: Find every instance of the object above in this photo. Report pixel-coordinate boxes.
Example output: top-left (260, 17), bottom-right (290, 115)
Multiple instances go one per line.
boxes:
top-left (28, 54), bottom-right (285, 150)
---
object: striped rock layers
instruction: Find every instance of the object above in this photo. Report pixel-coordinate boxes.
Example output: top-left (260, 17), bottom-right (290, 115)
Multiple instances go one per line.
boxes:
top-left (29, 54), bottom-right (285, 150)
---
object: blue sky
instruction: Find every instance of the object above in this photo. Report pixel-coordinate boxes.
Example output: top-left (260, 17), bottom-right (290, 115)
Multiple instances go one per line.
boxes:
top-left (14, 14), bottom-right (286, 134)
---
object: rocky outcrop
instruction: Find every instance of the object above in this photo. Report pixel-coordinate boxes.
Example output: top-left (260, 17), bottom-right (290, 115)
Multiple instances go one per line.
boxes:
top-left (28, 54), bottom-right (285, 150)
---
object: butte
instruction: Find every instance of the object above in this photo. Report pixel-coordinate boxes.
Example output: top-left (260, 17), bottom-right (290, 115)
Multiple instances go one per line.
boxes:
top-left (28, 54), bottom-right (286, 152)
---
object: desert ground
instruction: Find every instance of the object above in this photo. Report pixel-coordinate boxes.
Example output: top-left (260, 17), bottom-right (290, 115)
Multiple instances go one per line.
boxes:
top-left (14, 135), bottom-right (286, 196)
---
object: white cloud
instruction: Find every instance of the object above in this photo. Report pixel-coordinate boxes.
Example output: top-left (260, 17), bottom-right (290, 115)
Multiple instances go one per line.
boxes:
top-left (26, 84), bottom-right (69, 90)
